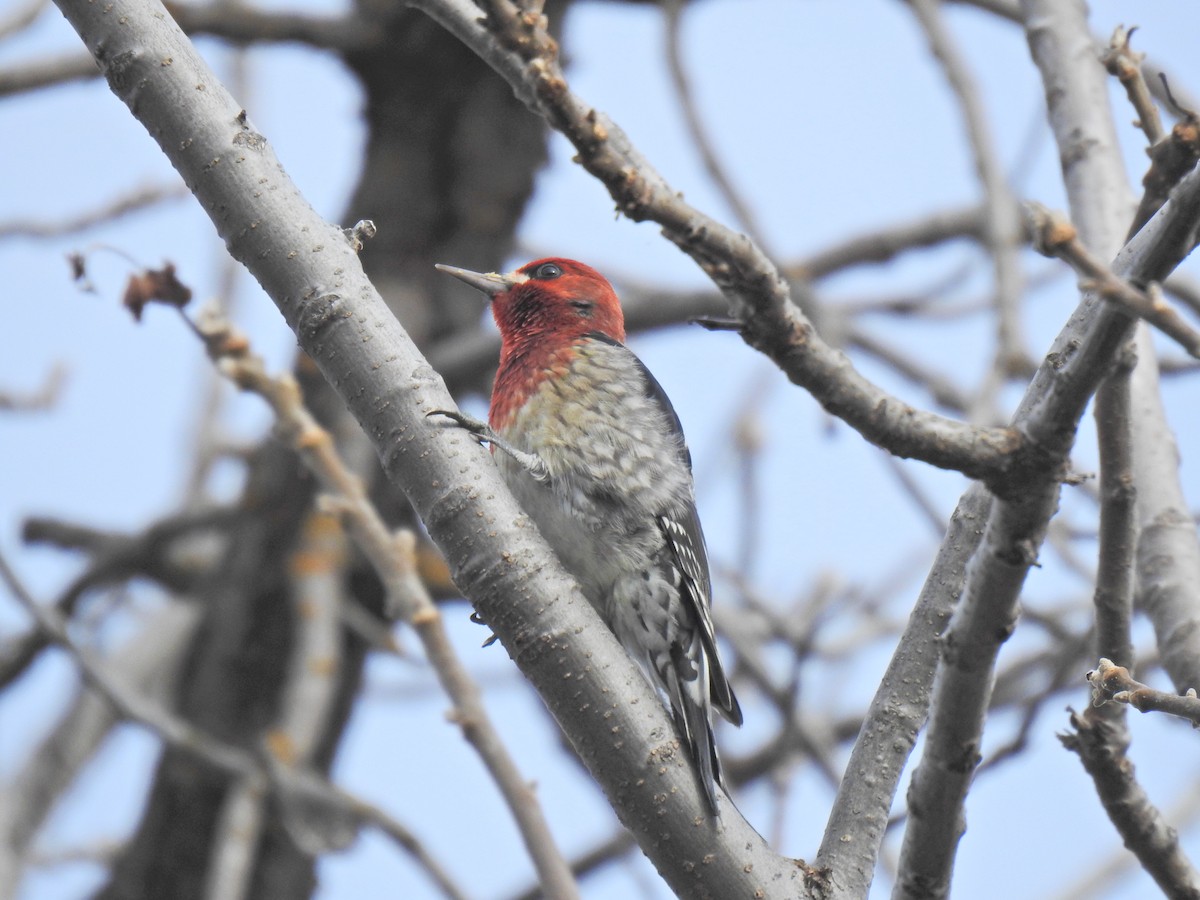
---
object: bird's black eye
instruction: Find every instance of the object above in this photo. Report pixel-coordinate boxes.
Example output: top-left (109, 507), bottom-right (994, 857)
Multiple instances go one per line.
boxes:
top-left (534, 262), bottom-right (563, 280)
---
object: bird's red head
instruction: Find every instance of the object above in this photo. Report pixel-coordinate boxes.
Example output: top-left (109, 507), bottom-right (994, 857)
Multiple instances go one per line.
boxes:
top-left (496, 257), bottom-right (626, 345)
top-left (436, 257), bottom-right (626, 348)
top-left (436, 257), bottom-right (627, 429)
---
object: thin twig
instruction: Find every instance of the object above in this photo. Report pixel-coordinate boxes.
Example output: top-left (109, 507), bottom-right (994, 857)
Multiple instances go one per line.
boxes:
top-left (165, 2), bottom-right (374, 51)
top-left (1145, 61), bottom-right (1200, 127)
top-left (846, 326), bottom-right (974, 414)
top-left (0, 550), bottom-right (470, 900)
top-left (0, 603), bottom-right (199, 897)
top-left (1061, 705), bottom-right (1200, 899)
top-left (1026, 202), bottom-right (1200, 358)
top-left (1088, 658), bottom-right (1200, 726)
top-left (1106, 26), bottom-right (1200, 241)
top-left (0, 183), bottom-right (188, 240)
top-left (191, 306), bottom-right (580, 899)
top-left (662, 0), bottom-right (770, 252)
top-left (1052, 779), bottom-right (1200, 900)
top-left (0, 365), bottom-right (66, 412)
top-left (878, 454), bottom-right (949, 538)
top-left (977, 625), bottom-right (1092, 772)
top-left (1164, 273), bottom-right (1200, 317)
top-left (1130, 105), bottom-right (1200, 240)
top-left (509, 831), bottom-right (638, 900)
top-left (789, 205), bottom-right (989, 281)
top-left (1, 509), bottom-right (231, 692)
top-left (911, 0), bottom-right (1028, 375)
top-left (1102, 26), bottom-right (1165, 146)
top-left (413, 0), bottom-right (1023, 485)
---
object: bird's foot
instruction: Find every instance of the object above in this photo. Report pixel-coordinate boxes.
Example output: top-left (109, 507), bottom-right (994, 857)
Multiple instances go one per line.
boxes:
top-left (428, 409), bottom-right (550, 482)
top-left (427, 409), bottom-right (496, 445)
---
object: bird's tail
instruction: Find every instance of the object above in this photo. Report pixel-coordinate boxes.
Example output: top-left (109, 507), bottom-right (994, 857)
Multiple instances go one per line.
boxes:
top-left (663, 652), bottom-right (725, 816)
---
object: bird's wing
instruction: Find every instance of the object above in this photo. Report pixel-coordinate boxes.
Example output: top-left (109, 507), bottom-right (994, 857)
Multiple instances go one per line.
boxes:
top-left (585, 333), bottom-right (743, 726)
top-left (658, 511), bottom-right (742, 726)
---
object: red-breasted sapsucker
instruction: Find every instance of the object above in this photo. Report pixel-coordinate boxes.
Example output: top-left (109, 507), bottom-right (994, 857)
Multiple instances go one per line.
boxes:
top-left (434, 257), bottom-right (743, 814)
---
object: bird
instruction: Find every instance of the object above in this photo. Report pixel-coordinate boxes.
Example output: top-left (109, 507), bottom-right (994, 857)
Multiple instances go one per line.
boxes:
top-left (431, 256), bottom-right (742, 814)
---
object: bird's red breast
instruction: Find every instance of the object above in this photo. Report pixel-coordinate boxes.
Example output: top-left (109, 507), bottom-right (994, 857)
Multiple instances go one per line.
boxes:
top-left (488, 258), bottom-right (626, 431)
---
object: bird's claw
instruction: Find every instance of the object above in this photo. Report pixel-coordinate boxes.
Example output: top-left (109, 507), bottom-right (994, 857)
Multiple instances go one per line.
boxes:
top-left (470, 610), bottom-right (499, 647)
top-left (428, 409), bottom-right (549, 482)
top-left (427, 409), bottom-right (494, 443)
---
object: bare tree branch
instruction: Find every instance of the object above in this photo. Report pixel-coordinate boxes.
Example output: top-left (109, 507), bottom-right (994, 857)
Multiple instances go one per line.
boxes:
top-left (191, 306), bottom-right (579, 898)
top-left (0, 52), bottom-right (98, 96)
top-left (46, 1), bottom-right (795, 889)
top-left (893, 0), bottom-right (1186, 891)
top-left (1053, 778), bottom-right (1200, 900)
top-left (1, 509), bottom-right (231, 692)
top-left (1102, 25), bottom-right (1165, 147)
top-left (414, 0), bottom-right (1025, 485)
top-left (1027, 202), bottom-right (1200, 358)
top-left (1061, 706), bottom-right (1200, 899)
top-left (817, 485), bottom-right (991, 897)
top-left (790, 204), bottom-right (990, 281)
top-left (1129, 322), bottom-right (1200, 697)
top-left (164, 2), bottom-right (374, 51)
top-left (15, 0), bottom-right (1200, 897)
top-left (0, 0), bottom-right (49, 41)
top-left (911, 0), bottom-right (1028, 375)
top-left (0, 603), bottom-right (200, 900)
top-left (662, 0), bottom-right (770, 252)
top-left (0, 183), bottom-right (188, 240)
top-left (1087, 658), bottom-right (1200, 726)
top-left (1092, 344), bottom-right (1137, 672)
top-left (0, 365), bottom-right (66, 412)
top-left (0, 551), bottom-right (470, 900)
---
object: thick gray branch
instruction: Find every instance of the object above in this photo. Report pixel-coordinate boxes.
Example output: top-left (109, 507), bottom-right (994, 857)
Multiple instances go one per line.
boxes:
top-left (48, 0), bottom-right (797, 894)
top-left (1129, 327), bottom-right (1200, 694)
top-left (816, 485), bottom-right (991, 897)
top-left (894, 0), bottom-right (1200, 895)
